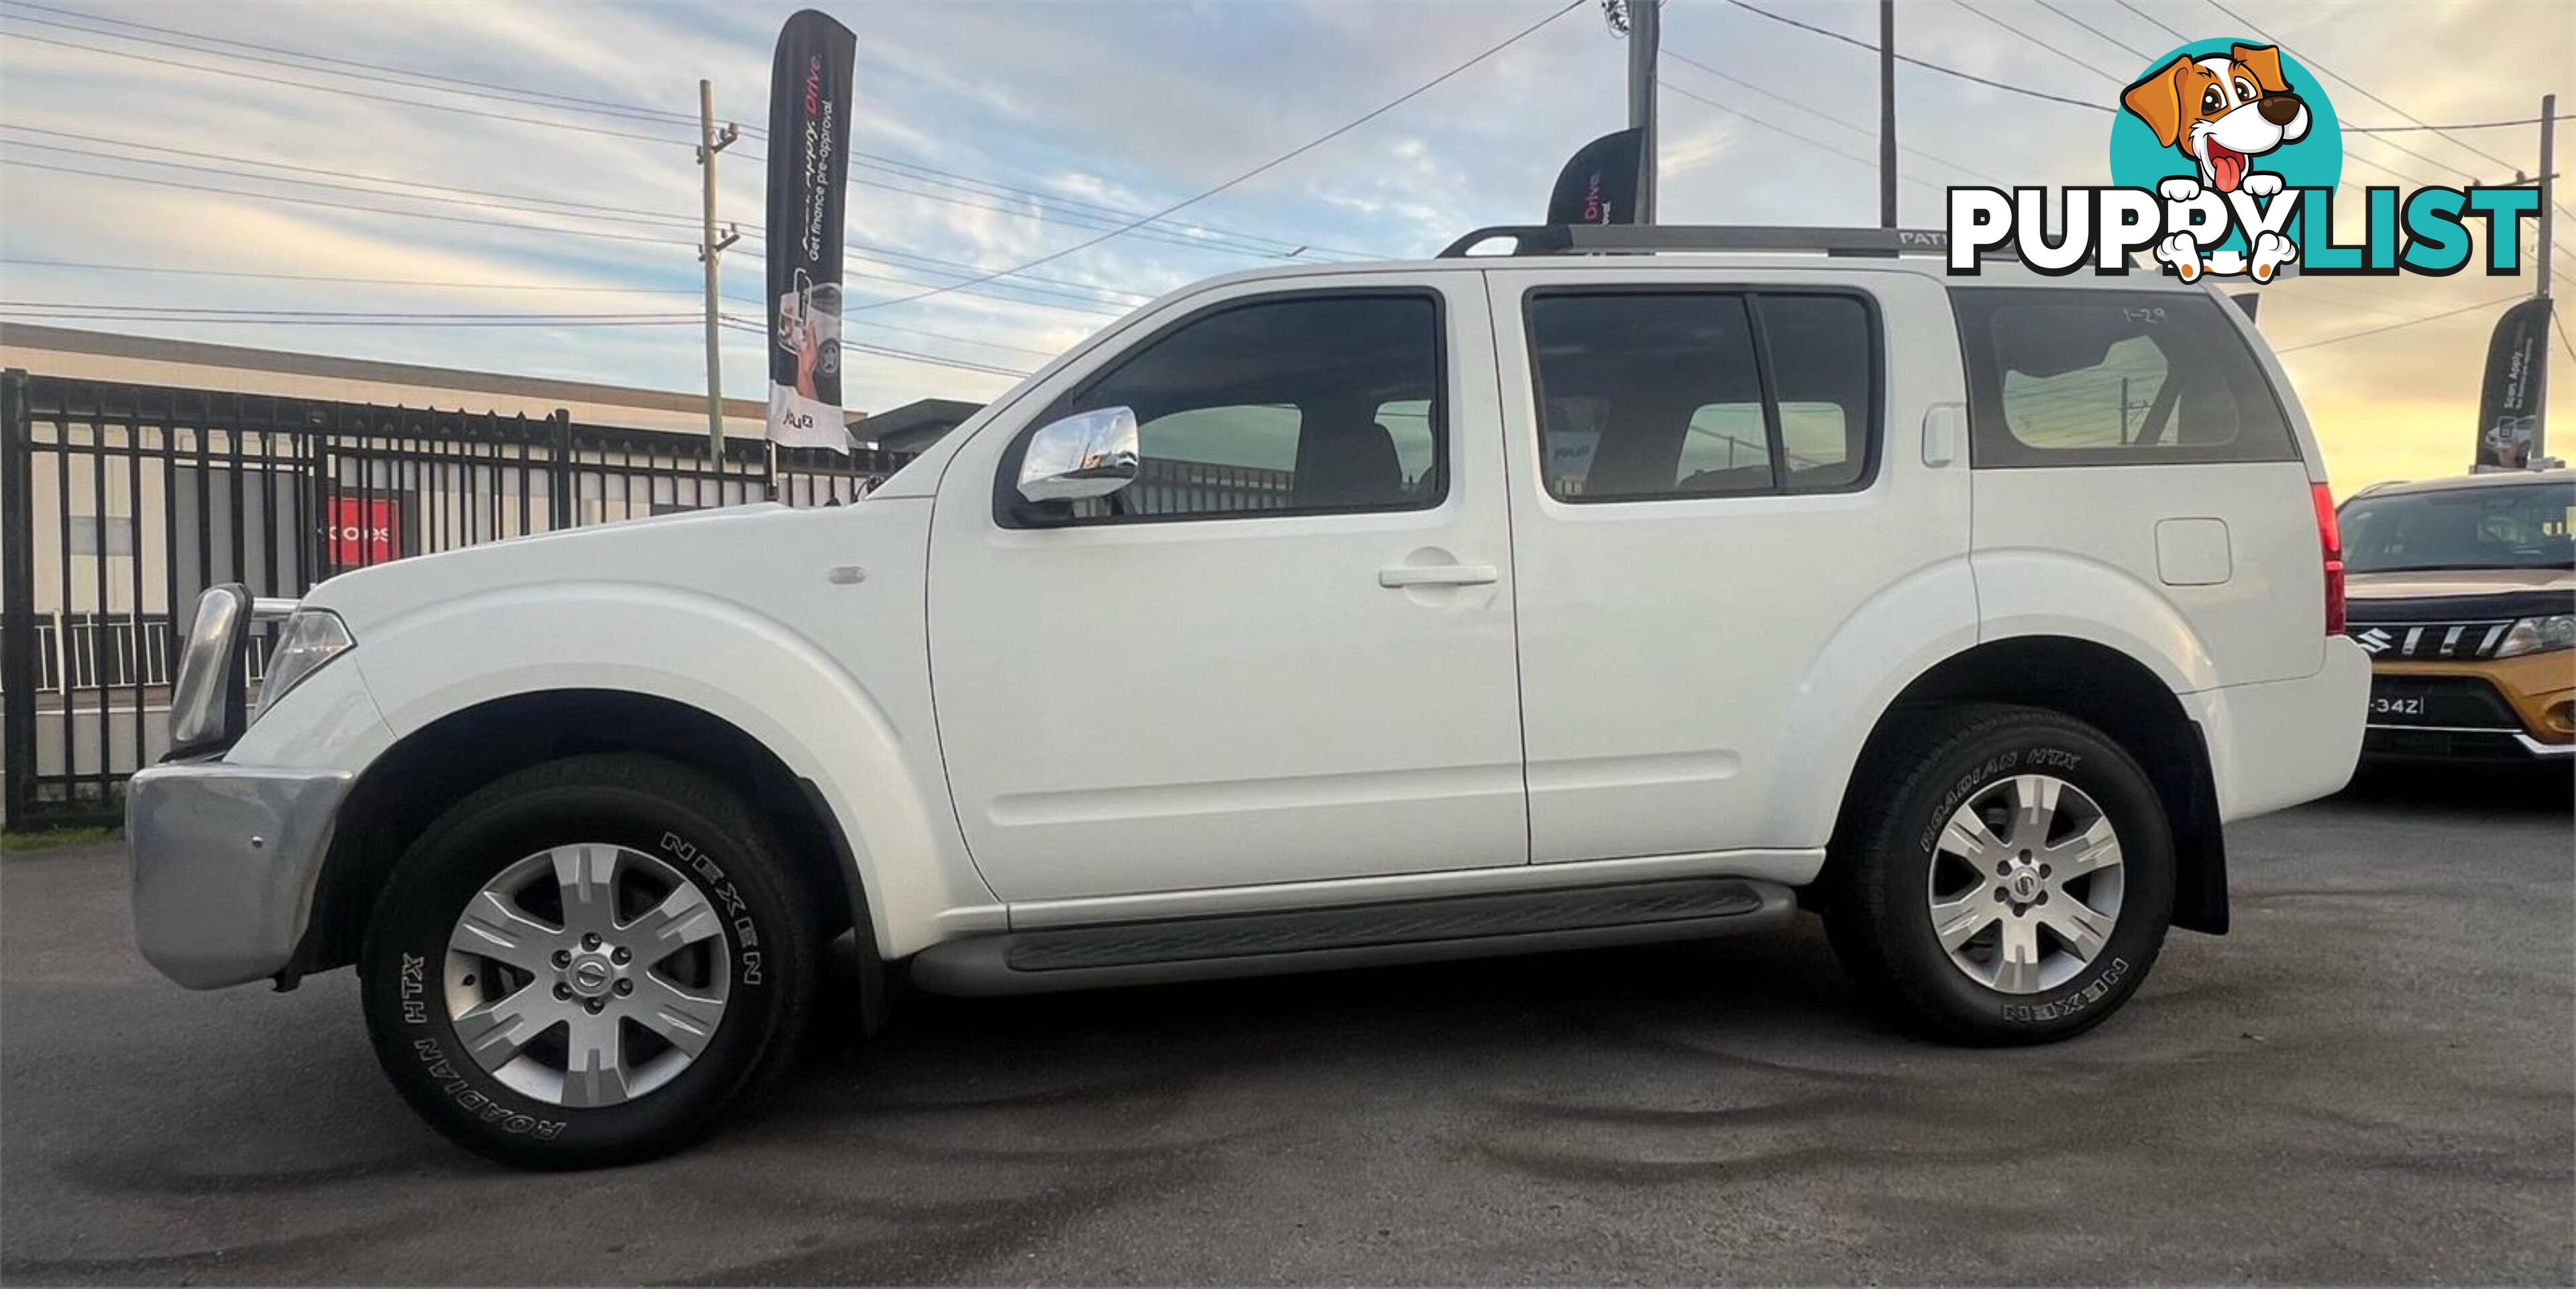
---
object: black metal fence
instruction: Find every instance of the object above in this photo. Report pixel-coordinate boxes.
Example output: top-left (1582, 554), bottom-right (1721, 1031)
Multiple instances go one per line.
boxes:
top-left (1, 370), bottom-right (914, 825)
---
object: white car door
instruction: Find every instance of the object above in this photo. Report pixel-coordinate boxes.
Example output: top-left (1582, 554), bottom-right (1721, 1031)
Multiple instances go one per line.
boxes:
top-left (1487, 264), bottom-right (1976, 864)
top-left (927, 272), bottom-right (1529, 902)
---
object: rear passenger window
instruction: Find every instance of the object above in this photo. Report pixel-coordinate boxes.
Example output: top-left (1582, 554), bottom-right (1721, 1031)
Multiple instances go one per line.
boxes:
top-left (1953, 288), bottom-right (2296, 467)
top-left (1526, 290), bottom-right (1880, 501)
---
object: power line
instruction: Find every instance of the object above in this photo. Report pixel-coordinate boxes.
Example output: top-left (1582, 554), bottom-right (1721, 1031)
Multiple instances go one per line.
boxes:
top-left (0, 257), bottom-right (1073, 357)
top-left (2, 124), bottom-right (701, 224)
top-left (1945, 0), bottom-right (2123, 85)
top-left (2110, 0), bottom-right (2189, 42)
top-left (1659, 80), bottom-right (1945, 192)
top-left (2031, 0), bottom-right (2151, 60)
top-left (2197, 0), bottom-right (2512, 178)
top-left (2272, 292), bottom-right (2523, 353)
top-left (0, 256), bottom-right (700, 292)
top-left (1, 1), bottom-right (711, 129)
top-left (0, 127), bottom-right (1200, 306)
top-left (6, 125), bottom-right (1326, 273)
top-left (3, 300), bottom-right (700, 320)
top-left (0, 160), bottom-right (1138, 317)
top-left (2350, 113), bottom-right (2575, 135)
top-left (3, 158), bottom-right (694, 245)
top-left (851, 0), bottom-right (1587, 314)
top-left (5, 137), bottom-right (706, 233)
top-left (1721, 0), bottom-right (2113, 112)
top-left (3, 3), bottom-right (1374, 265)
top-left (1941, 0), bottom-right (2491, 203)
top-left (0, 28), bottom-right (692, 147)
top-left (716, 315), bottom-right (1032, 379)
top-left (0, 311), bottom-right (703, 328)
top-left (1660, 48), bottom-right (2008, 185)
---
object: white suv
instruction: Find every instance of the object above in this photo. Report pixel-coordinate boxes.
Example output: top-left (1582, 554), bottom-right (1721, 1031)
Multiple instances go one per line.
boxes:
top-left (127, 225), bottom-right (2369, 1167)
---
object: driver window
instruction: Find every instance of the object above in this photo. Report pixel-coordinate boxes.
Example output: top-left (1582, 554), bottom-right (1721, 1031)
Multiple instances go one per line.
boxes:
top-left (1036, 294), bottom-right (1445, 522)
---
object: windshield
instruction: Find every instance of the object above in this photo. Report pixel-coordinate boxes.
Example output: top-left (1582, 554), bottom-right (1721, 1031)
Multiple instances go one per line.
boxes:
top-left (2340, 481), bottom-right (2575, 573)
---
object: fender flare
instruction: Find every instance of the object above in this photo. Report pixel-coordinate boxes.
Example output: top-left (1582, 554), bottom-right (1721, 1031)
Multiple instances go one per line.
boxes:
top-left (1768, 551), bottom-right (2220, 847)
top-left (341, 582), bottom-right (988, 959)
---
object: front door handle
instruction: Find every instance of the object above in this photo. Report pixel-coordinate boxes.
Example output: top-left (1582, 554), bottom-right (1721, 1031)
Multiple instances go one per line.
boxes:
top-left (1379, 563), bottom-right (1497, 588)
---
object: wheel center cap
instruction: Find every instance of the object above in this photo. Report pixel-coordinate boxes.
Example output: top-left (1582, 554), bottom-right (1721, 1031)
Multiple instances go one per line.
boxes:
top-left (565, 953), bottom-right (617, 998)
top-left (2006, 868), bottom-right (2045, 903)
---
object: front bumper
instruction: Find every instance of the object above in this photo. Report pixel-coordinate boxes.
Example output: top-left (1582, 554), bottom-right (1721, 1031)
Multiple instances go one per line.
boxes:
top-left (2360, 653), bottom-right (2576, 764)
top-left (127, 760), bottom-right (352, 989)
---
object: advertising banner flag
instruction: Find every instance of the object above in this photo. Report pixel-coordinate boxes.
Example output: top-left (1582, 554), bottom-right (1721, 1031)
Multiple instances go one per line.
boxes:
top-left (765, 9), bottom-right (857, 451)
top-left (1546, 128), bottom-right (1645, 226)
top-left (2473, 296), bottom-right (2551, 471)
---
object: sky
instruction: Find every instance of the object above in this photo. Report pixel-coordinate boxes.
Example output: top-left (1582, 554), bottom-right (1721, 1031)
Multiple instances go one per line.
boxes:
top-left (0, 0), bottom-right (2569, 493)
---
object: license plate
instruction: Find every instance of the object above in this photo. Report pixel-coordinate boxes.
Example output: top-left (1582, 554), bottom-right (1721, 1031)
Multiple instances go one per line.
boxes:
top-left (2365, 677), bottom-right (2512, 728)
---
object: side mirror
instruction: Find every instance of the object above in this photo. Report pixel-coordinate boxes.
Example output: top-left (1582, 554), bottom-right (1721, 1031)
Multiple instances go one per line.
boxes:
top-left (1017, 406), bottom-right (1140, 504)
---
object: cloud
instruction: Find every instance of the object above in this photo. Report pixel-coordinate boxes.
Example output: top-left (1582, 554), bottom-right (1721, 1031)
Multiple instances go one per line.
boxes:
top-left (0, 0), bottom-right (2566, 482)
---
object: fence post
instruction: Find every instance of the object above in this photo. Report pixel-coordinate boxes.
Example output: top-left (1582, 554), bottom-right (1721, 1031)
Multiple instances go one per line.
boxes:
top-left (2, 370), bottom-right (38, 824)
top-left (547, 408), bottom-right (574, 530)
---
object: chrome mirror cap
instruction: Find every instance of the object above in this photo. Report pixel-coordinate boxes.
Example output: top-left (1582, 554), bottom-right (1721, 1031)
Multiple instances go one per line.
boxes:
top-left (1018, 406), bottom-right (1141, 504)
top-left (167, 583), bottom-right (250, 753)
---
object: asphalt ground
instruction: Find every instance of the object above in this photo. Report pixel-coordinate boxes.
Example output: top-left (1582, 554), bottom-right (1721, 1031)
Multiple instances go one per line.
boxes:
top-left (3, 769), bottom-right (2570, 1286)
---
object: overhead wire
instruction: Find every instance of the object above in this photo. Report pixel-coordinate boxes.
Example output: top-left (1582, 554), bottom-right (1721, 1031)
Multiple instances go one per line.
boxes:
top-left (1660, 47), bottom-right (2010, 186)
top-left (2271, 292), bottom-right (2526, 353)
top-left (847, 0), bottom-right (1589, 314)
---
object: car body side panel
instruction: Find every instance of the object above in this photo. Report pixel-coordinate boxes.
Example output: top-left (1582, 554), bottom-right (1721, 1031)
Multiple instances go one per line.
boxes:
top-left (1972, 462), bottom-right (2326, 687)
top-left (1972, 547), bottom-right (2228, 693)
top-left (291, 500), bottom-right (989, 960)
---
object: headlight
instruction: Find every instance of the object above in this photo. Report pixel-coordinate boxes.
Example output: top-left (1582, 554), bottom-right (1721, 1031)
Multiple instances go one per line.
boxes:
top-left (2493, 614), bottom-right (2576, 659)
top-left (255, 609), bottom-right (356, 716)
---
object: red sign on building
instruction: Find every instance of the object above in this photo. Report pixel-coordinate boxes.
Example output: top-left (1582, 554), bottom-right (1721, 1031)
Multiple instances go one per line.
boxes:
top-left (327, 496), bottom-right (400, 566)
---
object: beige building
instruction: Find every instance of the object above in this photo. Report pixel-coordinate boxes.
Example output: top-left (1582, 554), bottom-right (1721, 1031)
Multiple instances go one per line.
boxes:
top-left (0, 325), bottom-right (875, 789)
top-left (0, 323), bottom-right (839, 443)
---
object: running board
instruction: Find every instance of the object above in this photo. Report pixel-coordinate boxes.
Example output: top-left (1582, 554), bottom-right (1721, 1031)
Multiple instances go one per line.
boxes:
top-left (908, 877), bottom-right (1796, 997)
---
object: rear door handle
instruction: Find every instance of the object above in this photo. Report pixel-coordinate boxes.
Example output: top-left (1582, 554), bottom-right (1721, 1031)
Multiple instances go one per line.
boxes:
top-left (1379, 563), bottom-right (1497, 588)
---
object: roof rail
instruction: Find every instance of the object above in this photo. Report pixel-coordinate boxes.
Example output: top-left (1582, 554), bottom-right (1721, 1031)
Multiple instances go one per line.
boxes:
top-left (1437, 223), bottom-right (1992, 260)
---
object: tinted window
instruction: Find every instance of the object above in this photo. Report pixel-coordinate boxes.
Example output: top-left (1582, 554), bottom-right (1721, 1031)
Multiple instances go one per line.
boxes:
top-left (1021, 294), bottom-right (1443, 523)
top-left (1527, 291), bottom-right (1879, 502)
top-left (1953, 288), bottom-right (2295, 467)
top-left (1760, 294), bottom-right (1874, 490)
top-left (2341, 482), bottom-right (2575, 573)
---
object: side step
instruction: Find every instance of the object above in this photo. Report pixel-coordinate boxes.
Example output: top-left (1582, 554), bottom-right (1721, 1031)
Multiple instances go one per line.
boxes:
top-left (909, 877), bottom-right (1796, 997)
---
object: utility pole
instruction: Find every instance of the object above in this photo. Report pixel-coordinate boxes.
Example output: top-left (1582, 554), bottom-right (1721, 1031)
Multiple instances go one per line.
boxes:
top-left (1625, 0), bottom-right (1659, 223)
top-left (2535, 91), bottom-right (2555, 461)
top-left (1879, 0), bottom-right (1898, 227)
top-left (696, 78), bottom-right (741, 461)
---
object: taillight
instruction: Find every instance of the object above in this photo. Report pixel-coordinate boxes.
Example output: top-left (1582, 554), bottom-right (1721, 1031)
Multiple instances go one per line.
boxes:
top-left (2312, 482), bottom-right (2345, 635)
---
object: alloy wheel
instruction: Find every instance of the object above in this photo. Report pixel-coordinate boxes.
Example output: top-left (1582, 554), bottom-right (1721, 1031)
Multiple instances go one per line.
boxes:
top-left (1924, 773), bottom-right (2127, 995)
top-left (442, 844), bottom-right (731, 1107)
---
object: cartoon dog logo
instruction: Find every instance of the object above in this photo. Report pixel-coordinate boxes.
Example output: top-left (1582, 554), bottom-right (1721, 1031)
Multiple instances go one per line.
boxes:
top-left (2121, 43), bottom-right (2311, 281)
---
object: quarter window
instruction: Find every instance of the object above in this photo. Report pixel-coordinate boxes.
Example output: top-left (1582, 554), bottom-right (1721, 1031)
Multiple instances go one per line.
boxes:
top-left (1953, 288), bottom-right (2296, 467)
top-left (1015, 294), bottom-right (1444, 523)
top-left (1526, 290), bottom-right (1879, 502)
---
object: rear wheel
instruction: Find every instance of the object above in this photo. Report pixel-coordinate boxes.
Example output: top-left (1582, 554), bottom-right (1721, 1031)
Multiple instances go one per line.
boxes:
top-left (1826, 705), bottom-right (2174, 1044)
top-left (358, 754), bottom-right (818, 1168)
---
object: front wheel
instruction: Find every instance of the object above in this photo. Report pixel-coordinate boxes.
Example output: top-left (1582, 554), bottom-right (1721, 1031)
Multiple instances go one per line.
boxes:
top-left (358, 754), bottom-right (818, 1168)
top-left (1825, 705), bottom-right (2175, 1045)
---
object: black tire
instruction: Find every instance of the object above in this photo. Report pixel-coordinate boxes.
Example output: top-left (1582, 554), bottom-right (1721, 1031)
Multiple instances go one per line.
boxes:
top-left (1825, 704), bottom-right (2175, 1046)
top-left (358, 754), bottom-right (818, 1169)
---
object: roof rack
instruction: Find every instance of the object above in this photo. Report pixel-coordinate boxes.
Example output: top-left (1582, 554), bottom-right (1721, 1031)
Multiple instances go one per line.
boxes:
top-left (1437, 223), bottom-right (1996, 260)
